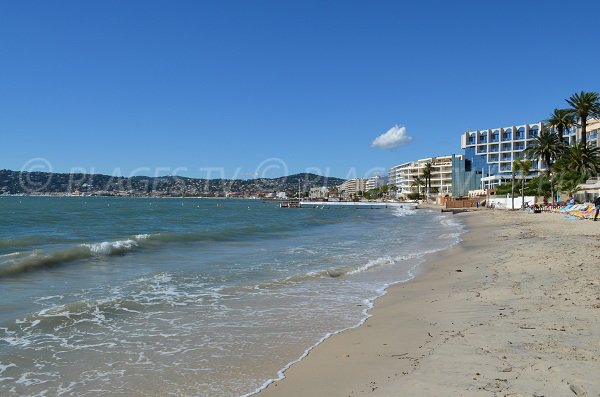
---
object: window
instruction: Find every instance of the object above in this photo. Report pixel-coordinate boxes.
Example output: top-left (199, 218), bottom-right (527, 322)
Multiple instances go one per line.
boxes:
top-left (516, 127), bottom-right (525, 140)
top-left (528, 126), bottom-right (539, 138)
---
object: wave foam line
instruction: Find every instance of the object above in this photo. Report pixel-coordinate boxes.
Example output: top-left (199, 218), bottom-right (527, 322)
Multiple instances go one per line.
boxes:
top-left (0, 234), bottom-right (154, 277)
top-left (241, 217), bottom-right (468, 397)
top-left (239, 257), bottom-right (424, 397)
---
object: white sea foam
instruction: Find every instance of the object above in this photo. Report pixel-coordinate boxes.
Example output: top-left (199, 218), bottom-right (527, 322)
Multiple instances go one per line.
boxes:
top-left (0, 252), bottom-right (21, 259)
top-left (438, 232), bottom-right (462, 240)
top-left (0, 363), bottom-right (16, 375)
top-left (391, 207), bottom-right (416, 217)
top-left (82, 239), bottom-right (138, 255)
top-left (347, 255), bottom-right (395, 275)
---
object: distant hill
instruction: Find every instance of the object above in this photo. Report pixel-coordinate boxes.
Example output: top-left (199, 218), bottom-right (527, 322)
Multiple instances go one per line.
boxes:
top-left (0, 169), bottom-right (345, 197)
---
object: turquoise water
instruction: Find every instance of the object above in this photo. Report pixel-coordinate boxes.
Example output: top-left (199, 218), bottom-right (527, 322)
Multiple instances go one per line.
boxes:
top-left (0, 196), bottom-right (464, 396)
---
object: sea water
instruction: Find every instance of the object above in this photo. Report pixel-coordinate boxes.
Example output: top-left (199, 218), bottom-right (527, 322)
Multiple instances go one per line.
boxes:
top-left (0, 196), bottom-right (465, 396)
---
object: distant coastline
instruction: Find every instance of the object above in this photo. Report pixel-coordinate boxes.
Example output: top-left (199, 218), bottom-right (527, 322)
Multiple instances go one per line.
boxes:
top-left (0, 169), bottom-right (345, 198)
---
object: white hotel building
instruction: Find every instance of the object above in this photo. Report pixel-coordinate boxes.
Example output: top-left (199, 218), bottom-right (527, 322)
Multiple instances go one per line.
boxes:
top-left (389, 155), bottom-right (458, 197)
top-left (460, 122), bottom-right (546, 189)
top-left (365, 175), bottom-right (388, 191)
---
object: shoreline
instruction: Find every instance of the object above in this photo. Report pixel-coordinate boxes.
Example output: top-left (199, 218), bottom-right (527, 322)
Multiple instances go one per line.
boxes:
top-left (255, 210), bottom-right (600, 396)
top-left (243, 207), bottom-right (465, 397)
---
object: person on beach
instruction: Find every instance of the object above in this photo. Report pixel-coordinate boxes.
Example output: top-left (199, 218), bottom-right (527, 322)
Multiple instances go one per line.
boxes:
top-left (594, 196), bottom-right (600, 221)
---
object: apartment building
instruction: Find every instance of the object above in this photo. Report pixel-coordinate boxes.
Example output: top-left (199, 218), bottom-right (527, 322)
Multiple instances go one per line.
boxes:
top-left (339, 178), bottom-right (366, 199)
top-left (365, 175), bottom-right (388, 191)
top-left (389, 155), bottom-right (459, 197)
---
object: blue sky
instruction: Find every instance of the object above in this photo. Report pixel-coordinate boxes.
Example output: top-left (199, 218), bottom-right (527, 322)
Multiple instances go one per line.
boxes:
top-left (2, 0), bottom-right (599, 179)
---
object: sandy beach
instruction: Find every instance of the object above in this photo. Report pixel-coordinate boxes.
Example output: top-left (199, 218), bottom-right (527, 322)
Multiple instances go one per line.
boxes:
top-left (257, 209), bottom-right (600, 397)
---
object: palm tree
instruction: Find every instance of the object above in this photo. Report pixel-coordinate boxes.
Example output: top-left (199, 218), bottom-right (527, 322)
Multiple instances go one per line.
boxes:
top-left (511, 161), bottom-right (517, 210)
top-left (524, 127), bottom-right (563, 202)
top-left (555, 142), bottom-right (600, 179)
top-left (558, 176), bottom-right (581, 201)
top-left (411, 176), bottom-right (424, 200)
top-left (514, 159), bottom-right (531, 209)
top-left (422, 162), bottom-right (433, 198)
top-left (565, 91), bottom-right (600, 146)
top-left (547, 108), bottom-right (575, 143)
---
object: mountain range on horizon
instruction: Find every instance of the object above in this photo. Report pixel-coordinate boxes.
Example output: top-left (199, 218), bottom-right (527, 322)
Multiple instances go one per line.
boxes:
top-left (0, 169), bottom-right (346, 197)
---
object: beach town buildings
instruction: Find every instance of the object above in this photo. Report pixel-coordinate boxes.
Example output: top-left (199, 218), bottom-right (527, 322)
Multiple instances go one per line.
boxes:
top-left (365, 175), bottom-right (388, 191)
top-left (339, 178), bottom-right (366, 200)
top-left (388, 155), bottom-right (459, 198)
top-left (460, 122), bottom-right (546, 190)
top-left (460, 118), bottom-right (600, 191)
top-left (385, 118), bottom-right (600, 201)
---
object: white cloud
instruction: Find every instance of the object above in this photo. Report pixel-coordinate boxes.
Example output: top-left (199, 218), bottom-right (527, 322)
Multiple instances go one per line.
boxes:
top-left (371, 125), bottom-right (413, 150)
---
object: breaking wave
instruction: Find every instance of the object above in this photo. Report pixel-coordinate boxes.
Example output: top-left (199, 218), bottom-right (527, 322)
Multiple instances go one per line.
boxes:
top-left (0, 235), bottom-right (152, 278)
top-left (0, 225), bottom-right (299, 278)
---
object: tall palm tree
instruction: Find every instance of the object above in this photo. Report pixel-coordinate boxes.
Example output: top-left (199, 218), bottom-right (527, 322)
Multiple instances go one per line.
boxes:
top-left (547, 108), bottom-right (575, 143)
top-left (411, 176), bottom-right (424, 200)
top-left (514, 159), bottom-right (531, 209)
top-left (511, 161), bottom-right (517, 210)
top-left (422, 162), bottom-right (433, 198)
top-left (565, 91), bottom-right (600, 146)
top-left (524, 127), bottom-right (563, 202)
top-left (555, 142), bottom-right (600, 179)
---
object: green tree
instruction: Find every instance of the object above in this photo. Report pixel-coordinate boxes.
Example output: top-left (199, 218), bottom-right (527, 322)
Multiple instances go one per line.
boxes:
top-left (422, 162), bottom-right (433, 197)
top-left (547, 108), bottom-right (575, 143)
top-left (558, 174), bottom-right (582, 200)
top-left (554, 142), bottom-right (600, 179)
top-left (524, 127), bottom-right (563, 202)
top-left (526, 175), bottom-right (551, 199)
top-left (514, 159), bottom-right (531, 209)
top-left (511, 160), bottom-right (517, 210)
top-left (565, 91), bottom-right (600, 146)
top-left (411, 176), bottom-right (424, 200)
top-left (327, 186), bottom-right (339, 198)
top-left (379, 184), bottom-right (389, 195)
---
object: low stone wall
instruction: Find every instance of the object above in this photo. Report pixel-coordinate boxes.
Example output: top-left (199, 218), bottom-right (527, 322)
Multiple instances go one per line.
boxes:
top-left (445, 197), bottom-right (480, 209)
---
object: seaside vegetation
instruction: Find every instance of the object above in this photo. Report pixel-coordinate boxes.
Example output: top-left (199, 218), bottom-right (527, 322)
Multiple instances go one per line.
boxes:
top-left (496, 90), bottom-right (600, 203)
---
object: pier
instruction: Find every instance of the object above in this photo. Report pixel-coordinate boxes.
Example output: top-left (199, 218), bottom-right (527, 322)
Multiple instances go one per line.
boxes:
top-left (298, 201), bottom-right (418, 209)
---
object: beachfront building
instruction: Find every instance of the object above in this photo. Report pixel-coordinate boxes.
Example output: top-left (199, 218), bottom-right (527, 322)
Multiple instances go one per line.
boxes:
top-left (553, 117), bottom-right (600, 146)
top-left (389, 155), bottom-right (458, 198)
top-left (365, 175), bottom-right (388, 191)
top-left (451, 154), bottom-right (482, 197)
top-left (339, 178), bottom-right (366, 200)
top-left (460, 122), bottom-right (546, 190)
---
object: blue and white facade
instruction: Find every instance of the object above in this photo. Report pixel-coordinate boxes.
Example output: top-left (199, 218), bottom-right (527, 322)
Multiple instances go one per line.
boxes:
top-left (460, 122), bottom-right (546, 189)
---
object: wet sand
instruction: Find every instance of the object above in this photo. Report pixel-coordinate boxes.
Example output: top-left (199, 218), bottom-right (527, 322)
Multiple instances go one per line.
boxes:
top-left (256, 210), bottom-right (600, 396)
